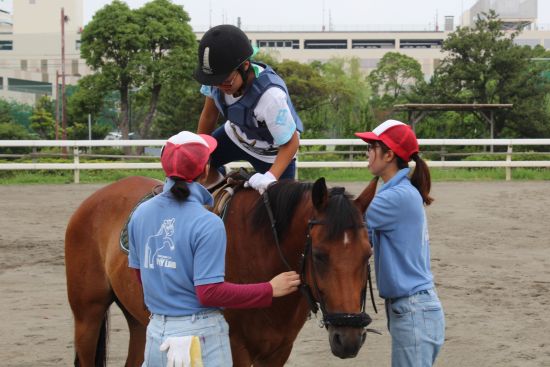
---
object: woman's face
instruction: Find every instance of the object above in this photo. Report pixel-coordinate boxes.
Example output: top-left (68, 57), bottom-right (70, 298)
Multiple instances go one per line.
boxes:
top-left (367, 142), bottom-right (387, 176)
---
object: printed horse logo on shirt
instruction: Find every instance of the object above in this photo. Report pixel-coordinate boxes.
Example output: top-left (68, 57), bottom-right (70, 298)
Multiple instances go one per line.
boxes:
top-left (144, 218), bottom-right (176, 269)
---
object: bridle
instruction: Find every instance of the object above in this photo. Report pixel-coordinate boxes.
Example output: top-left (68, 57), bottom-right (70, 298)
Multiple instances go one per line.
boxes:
top-left (262, 191), bottom-right (379, 331)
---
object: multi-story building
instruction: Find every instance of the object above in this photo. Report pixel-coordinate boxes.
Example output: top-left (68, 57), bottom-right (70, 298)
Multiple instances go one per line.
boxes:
top-left (0, 0), bottom-right (548, 105)
top-left (0, 0), bottom-right (87, 104)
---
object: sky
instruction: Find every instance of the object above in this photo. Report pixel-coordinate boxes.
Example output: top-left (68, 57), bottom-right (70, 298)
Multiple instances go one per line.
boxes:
top-left (85, 0), bottom-right (550, 31)
top-left (0, 0), bottom-right (549, 31)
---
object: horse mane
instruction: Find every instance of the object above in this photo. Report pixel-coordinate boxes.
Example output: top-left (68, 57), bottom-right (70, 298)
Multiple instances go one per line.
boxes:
top-left (250, 181), bottom-right (363, 242)
top-left (323, 187), bottom-right (364, 241)
top-left (251, 180), bottom-right (313, 240)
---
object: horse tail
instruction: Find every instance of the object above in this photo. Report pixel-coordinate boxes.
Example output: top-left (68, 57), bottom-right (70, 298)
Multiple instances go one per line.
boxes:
top-left (73, 310), bottom-right (109, 367)
top-left (95, 310), bottom-right (109, 367)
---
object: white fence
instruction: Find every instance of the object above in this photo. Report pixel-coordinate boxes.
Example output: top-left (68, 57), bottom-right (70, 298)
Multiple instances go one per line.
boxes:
top-left (1, 139), bottom-right (550, 183)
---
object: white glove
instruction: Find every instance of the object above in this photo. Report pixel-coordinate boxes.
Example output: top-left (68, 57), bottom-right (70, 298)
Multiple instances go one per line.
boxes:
top-left (160, 336), bottom-right (193, 367)
top-left (244, 171), bottom-right (276, 194)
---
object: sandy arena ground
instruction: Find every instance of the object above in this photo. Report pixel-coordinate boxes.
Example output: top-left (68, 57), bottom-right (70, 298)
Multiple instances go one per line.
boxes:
top-left (1, 180), bottom-right (549, 367)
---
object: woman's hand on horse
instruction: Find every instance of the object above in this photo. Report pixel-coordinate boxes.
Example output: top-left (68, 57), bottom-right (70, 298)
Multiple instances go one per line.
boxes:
top-left (270, 271), bottom-right (301, 297)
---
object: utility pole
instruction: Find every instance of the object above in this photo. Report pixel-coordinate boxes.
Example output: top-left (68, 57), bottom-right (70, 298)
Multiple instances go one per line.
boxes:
top-left (55, 70), bottom-right (59, 140)
top-left (61, 8), bottom-right (68, 152)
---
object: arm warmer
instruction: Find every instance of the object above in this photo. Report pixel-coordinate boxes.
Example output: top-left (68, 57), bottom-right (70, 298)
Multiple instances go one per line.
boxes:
top-left (195, 282), bottom-right (273, 309)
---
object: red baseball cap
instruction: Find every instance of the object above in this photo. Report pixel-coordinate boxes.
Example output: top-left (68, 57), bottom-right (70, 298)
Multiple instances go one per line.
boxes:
top-left (355, 120), bottom-right (419, 162)
top-left (161, 131), bottom-right (217, 182)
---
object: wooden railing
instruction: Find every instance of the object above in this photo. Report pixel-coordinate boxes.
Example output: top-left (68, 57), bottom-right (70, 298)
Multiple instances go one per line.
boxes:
top-left (1, 139), bottom-right (549, 183)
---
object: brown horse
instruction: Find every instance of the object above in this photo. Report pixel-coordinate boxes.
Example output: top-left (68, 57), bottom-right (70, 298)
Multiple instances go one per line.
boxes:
top-left (65, 175), bottom-right (379, 366)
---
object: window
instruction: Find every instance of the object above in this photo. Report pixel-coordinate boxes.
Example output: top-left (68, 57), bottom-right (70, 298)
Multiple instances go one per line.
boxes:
top-left (257, 39), bottom-right (299, 49)
top-left (0, 40), bottom-right (13, 50)
top-left (400, 39), bottom-right (443, 49)
top-left (304, 39), bottom-right (347, 49)
top-left (8, 78), bottom-right (52, 95)
top-left (41, 59), bottom-right (48, 73)
top-left (352, 39), bottom-right (395, 49)
top-left (72, 59), bottom-right (79, 76)
top-left (76, 40), bottom-right (81, 50)
top-left (21, 60), bottom-right (27, 70)
top-left (29, 0), bottom-right (36, 4)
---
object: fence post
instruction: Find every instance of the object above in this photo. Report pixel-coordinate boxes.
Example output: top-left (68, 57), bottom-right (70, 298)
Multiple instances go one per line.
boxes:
top-left (505, 144), bottom-right (512, 181)
top-left (295, 151), bottom-right (299, 180)
top-left (73, 145), bottom-right (80, 184)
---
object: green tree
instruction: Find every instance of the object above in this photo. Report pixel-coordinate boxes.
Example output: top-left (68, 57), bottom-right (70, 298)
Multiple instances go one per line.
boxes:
top-left (368, 52), bottom-right (423, 99)
top-left (314, 57), bottom-right (373, 137)
top-left (80, 0), bottom-right (141, 145)
top-left (429, 10), bottom-right (550, 138)
top-left (80, 0), bottom-right (197, 148)
top-left (133, 0), bottom-right (196, 139)
top-left (30, 96), bottom-right (55, 139)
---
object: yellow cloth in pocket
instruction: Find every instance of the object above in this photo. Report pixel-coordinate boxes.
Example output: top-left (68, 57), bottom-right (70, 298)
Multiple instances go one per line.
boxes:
top-left (189, 336), bottom-right (203, 367)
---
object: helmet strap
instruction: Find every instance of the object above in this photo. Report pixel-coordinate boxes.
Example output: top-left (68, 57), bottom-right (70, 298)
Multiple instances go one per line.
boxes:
top-left (233, 62), bottom-right (251, 97)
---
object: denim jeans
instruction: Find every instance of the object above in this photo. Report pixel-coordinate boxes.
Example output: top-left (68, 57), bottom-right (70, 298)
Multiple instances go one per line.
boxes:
top-left (211, 126), bottom-right (296, 180)
top-left (142, 310), bottom-right (233, 367)
top-left (386, 288), bottom-right (445, 367)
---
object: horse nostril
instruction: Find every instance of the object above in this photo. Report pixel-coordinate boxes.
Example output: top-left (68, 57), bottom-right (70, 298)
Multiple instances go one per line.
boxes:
top-left (333, 332), bottom-right (342, 346)
top-left (360, 331), bottom-right (367, 345)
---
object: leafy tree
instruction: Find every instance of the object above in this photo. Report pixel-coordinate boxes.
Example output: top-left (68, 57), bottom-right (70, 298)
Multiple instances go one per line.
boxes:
top-left (133, 0), bottom-right (196, 139)
top-left (314, 57), bottom-right (373, 137)
top-left (80, 0), bottom-right (141, 146)
top-left (30, 96), bottom-right (55, 139)
top-left (428, 10), bottom-right (550, 138)
top-left (80, 0), bottom-right (197, 151)
top-left (368, 52), bottom-right (423, 99)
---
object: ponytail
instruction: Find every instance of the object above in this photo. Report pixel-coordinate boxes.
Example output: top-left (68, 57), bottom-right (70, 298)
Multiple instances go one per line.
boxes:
top-left (410, 154), bottom-right (433, 206)
top-left (169, 178), bottom-right (191, 202)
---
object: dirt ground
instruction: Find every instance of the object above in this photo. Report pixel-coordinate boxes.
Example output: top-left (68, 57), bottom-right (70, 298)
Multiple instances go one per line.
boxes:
top-left (1, 180), bottom-right (549, 367)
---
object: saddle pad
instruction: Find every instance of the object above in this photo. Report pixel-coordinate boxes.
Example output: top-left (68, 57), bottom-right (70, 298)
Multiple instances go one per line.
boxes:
top-left (119, 192), bottom-right (156, 254)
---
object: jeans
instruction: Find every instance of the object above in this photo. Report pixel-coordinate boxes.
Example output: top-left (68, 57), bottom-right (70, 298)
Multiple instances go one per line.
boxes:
top-left (142, 310), bottom-right (233, 367)
top-left (386, 288), bottom-right (445, 367)
top-left (211, 126), bottom-right (296, 180)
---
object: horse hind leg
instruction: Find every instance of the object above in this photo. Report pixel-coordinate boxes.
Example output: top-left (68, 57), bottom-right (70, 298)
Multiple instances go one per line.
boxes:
top-left (115, 299), bottom-right (146, 367)
top-left (72, 300), bottom-right (113, 367)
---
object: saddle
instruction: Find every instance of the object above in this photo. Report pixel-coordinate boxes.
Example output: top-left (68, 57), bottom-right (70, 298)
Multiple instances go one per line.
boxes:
top-left (119, 169), bottom-right (251, 254)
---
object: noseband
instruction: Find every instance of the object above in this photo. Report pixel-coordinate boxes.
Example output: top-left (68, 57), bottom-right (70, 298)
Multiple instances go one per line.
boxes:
top-left (262, 191), bottom-right (378, 330)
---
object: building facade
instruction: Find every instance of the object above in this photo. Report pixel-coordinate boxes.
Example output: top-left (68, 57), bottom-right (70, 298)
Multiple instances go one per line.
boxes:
top-left (0, 0), bottom-right (549, 105)
top-left (0, 0), bottom-right (87, 104)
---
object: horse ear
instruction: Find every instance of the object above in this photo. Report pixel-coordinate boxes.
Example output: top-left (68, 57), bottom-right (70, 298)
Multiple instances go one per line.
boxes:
top-left (354, 176), bottom-right (379, 214)
top-left (312, 177), bottom-right (328, 211)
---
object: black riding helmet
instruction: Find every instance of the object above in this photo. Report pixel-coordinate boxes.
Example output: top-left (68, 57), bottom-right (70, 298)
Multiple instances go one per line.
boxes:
top-left (193, 24), bottom-right (254, 86)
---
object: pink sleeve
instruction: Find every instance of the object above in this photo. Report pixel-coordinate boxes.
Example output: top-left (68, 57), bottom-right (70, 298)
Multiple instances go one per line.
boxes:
top-left (196, 282), bottom-right (273, 309)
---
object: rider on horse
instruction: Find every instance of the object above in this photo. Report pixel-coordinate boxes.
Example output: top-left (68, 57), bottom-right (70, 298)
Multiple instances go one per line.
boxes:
top-left (194, 24), bottom-right (303, 194)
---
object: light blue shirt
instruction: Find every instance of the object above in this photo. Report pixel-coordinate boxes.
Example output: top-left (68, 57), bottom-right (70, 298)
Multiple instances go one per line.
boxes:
top-left (366, 168), bottom-right (434, 299)
top-left (128, 178), bottom-right (226, 316)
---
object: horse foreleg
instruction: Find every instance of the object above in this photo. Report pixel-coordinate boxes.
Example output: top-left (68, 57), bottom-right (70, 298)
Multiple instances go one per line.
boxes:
top-left (229, 335), bottom-right (253, 367)
top-left (253, 343), bottom-right (294, 367)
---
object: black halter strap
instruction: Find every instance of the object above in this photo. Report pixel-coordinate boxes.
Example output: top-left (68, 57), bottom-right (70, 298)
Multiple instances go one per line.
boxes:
top-left (262, 190), bottom-right (378, 330)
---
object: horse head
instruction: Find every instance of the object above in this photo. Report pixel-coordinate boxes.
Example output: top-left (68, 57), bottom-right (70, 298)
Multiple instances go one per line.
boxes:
top-left (304, 177), bottom-right (379, 359)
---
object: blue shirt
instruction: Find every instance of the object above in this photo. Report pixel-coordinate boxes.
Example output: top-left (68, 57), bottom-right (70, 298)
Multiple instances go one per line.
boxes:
top-left (366, 168), bottom-right (434, 299)
top-left (128, 178), bottom-right (226, 316)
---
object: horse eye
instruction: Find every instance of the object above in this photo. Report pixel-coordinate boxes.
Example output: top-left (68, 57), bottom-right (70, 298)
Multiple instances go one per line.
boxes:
top-left (313, 250), bottom-right (329, 264)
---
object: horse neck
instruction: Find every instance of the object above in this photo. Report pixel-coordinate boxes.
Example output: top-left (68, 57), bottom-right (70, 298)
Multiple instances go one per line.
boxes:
top-left (280, 194), bottom-right (314, 268)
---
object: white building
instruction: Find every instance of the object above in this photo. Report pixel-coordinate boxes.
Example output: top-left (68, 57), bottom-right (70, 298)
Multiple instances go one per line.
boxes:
top-left (0, 0), bottom-right (549, 105)
top-left (0, 0), bottom-right (87, 104)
